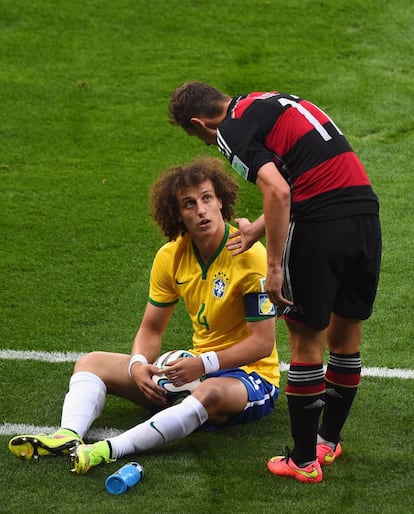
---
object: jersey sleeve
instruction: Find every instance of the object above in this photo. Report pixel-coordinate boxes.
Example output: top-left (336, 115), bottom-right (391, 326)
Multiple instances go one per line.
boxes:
top-left (235, 242), bottom-right (276, 321)
top-left (218, 117), bottom-right (274, 184)
top-left (148, 244), bottom-right (179, 307)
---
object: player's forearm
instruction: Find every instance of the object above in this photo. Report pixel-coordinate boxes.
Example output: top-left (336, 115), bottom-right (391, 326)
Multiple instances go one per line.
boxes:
top-left (130, 327), bottom-right (163, 363)
top-left (250, 213), bottom-right (266, 241)
top-left (255, 162), bottom-right (291, 270)
top-left (262, 188), bottom-right (290, 272)
top-left (264, 212), bottom-right (289, 273)
top-left (213, 319), bottom-right (276, 369)
top-left (130, 303), bottom-right (175, 362)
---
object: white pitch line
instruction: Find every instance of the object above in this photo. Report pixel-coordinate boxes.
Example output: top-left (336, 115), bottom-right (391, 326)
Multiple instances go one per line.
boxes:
top-left (1, 348), bottom-right (413, 379)
top-left (0, 349), bottom-right (84, 362)
top-left (1, 422), bottom-right (123, 438)
top-left (1, 350), bottom-right (413, 438)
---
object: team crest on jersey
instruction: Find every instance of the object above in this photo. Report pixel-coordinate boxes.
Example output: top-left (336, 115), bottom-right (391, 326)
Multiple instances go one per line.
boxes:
top-left (258, 294), bottom-right (276, 315)
top-left (212, 271), bottom-right (229, 299)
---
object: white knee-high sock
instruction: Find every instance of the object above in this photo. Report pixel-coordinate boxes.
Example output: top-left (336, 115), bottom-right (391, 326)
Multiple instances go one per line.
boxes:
top-left (60, 371), bottom-right (107, 438)
top-left (109, 395), bottom-right (208, 458)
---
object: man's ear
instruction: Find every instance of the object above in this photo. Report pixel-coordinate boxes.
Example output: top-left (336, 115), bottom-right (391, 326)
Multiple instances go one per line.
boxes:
top-left (190, 117), bottom-right (207, 129)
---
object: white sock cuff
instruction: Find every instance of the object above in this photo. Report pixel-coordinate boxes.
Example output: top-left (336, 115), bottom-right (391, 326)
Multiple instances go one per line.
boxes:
top-left (181, 394), bottom-right (208, 425)
top-left (61, 371), bottom-right (107, 439)
top-left (69, 371), bottom-right (107, 392)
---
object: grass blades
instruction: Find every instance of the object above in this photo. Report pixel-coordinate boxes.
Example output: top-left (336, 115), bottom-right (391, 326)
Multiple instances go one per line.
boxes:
top-left (1, 0), bottom-right (413, 512)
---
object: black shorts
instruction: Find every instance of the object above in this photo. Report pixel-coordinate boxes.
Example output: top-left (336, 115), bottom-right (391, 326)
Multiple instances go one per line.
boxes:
top-left (279, 214), bottom-right (382, 330)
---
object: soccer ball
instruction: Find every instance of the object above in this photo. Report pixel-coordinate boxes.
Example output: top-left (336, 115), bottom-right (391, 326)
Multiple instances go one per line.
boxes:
top-left (152, 349), bottom-right (204, 404)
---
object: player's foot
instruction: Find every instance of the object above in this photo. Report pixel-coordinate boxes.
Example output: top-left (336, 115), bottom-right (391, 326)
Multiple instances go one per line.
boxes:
top-left (8, 429), bottom-right (83, 461)
top-left (71, 440), bottom-right (115, 475)
top-left (316, 441), bottom-right (342, 466)
top-left (267, 450), bottom-right (322, 483)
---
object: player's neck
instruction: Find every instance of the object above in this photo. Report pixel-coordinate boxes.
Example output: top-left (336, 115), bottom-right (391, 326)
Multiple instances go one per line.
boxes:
top-left (192, 224), bottom-right (225, 264)
top-left (204, 102), bottom-right (230, 128)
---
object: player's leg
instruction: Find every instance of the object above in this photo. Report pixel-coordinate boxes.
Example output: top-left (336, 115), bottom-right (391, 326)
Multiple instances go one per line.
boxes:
top-left (72, 391), bottom-right (209, 474)
top-left (268, 220), bottom-right (336, 482)
top-left (73, 351), bottom-right (150, 405)
top-left (72, 373), bottom-right (274, 475)
top-left (9, 351), bottom-right (145, 460)
top-left (73, 377), bottom-right (246, 471)
top-left (318, 214), bottom-right (381, 465)
top-left (316, 315), bottom-right (361, 465)
top-left (63, 351), bottom-right (150, 438)
top-left (287, 321), bottom-right (327, 463)
top-left (267, 322), bottom-right (326, 482)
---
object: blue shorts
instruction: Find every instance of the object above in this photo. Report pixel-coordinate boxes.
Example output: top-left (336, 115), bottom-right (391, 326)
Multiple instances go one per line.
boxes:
top-left (199, 368), bottom-right (279, 431)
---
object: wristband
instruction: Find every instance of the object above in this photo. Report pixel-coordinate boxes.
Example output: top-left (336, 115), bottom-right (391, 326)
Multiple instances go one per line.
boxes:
top-left (200, 351), bottom-right (220, 374)
top-left (128, 354), bottom-right (148, 377)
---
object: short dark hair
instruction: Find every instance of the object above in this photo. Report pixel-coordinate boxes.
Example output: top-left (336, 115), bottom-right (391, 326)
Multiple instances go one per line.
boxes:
top-left (169, 82), bottom-right (230, 128)
top-left (150, 156), bottom-right (238, 240)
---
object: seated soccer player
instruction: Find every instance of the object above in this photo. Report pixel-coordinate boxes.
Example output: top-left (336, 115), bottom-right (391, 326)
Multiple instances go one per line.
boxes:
top-left (9, 156), bottom-right (280, 474)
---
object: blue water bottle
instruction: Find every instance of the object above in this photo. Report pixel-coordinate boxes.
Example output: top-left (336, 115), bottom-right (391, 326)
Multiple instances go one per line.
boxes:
top-left (105, 462), bottom-right (144, 495)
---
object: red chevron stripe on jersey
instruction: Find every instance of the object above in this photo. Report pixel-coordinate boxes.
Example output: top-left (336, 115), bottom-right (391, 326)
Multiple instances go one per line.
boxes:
top-left (231, 91), bottom-right (281, 118)
top-left (265, 99), bottom-right (336, 154)
top-left (292, 152), bottom-right (371, 202)
top-left (219, 91), bottom-right (379, 221)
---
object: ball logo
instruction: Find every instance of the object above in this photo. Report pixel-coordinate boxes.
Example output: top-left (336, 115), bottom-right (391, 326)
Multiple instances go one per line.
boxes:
top-left (152, 350), bottom-right (204, 404)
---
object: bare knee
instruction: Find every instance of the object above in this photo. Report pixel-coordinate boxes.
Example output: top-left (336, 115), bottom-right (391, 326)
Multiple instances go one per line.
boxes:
top-left (192, 378), bottom-right (248, 424)
top-left (74, 351), bottom-right (113, 375)
top-left (73, 352), bottom-right (136, 400)
top-left (286, 321), bottom-right (326, 362)
top-left (327, 314), bottom-right (362, 353)
top-left (193, 380), bottom-right (222, 410)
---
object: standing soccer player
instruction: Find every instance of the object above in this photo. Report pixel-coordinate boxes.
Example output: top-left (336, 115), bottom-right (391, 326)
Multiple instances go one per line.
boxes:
top-left (169, 82), bottom-right (381, 483)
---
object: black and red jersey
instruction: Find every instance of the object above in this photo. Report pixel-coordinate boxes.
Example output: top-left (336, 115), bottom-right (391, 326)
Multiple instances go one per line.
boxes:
top-left (217, 92), bottom-right (379, 220)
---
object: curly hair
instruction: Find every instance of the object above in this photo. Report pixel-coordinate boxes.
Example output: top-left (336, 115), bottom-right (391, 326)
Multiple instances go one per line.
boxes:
top-left (150, 156), bottom-right (239, 241)
top-left (169, 82), bottom-right (230, 128)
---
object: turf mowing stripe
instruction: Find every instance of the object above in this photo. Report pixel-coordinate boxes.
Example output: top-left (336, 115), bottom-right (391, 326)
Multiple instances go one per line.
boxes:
top-left (1, 349), bottom-right (413, 379)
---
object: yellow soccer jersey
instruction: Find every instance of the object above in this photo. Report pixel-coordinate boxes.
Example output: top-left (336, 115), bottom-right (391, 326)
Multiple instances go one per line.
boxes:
top-left (148, 224), bottom-right (280, 386)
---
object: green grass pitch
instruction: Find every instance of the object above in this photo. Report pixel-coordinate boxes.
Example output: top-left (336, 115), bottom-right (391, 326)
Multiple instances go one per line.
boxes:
top-left (0, 0), bottom-right (413, 512)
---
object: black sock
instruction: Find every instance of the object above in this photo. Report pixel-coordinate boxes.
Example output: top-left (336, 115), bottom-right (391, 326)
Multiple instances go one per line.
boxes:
top-left (286, 362), bottom-right (325, 465)
top-left (318, 352), bottom-right (361, 444)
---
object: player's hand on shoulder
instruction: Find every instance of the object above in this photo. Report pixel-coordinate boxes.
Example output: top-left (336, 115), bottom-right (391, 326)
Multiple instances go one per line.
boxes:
top-left (226, 217), bottom-right (257, 255)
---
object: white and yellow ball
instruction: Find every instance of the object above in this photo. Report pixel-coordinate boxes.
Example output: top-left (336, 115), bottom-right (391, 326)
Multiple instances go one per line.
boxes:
top-left (152, 349), bottom-right (204, 403)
